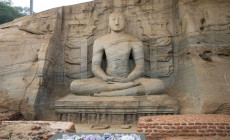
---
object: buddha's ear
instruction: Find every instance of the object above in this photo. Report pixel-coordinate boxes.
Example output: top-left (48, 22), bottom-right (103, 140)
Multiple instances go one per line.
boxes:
top-left (108, 25), bottom-right (111, 33)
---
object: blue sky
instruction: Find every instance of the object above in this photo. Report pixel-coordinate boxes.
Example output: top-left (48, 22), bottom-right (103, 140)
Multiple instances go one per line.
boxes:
top-left (11, 0), bottom-right (92, 13)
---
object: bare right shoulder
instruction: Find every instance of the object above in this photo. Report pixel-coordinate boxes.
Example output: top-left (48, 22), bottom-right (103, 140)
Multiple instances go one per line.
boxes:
top-left (94, 34), bottom-right (110, 43)
top-left (93, 34), bottom-right (110, 51)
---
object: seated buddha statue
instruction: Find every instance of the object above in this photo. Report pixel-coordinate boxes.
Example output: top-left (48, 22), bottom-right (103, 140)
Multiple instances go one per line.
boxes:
top-left (70, 12), bottom-right (165, 97)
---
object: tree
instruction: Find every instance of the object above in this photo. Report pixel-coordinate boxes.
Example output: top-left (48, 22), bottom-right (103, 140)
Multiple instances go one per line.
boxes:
top-left (0, 0), bottom-right (12, 6)
top-left (0, 0), bottom-right (30, 24)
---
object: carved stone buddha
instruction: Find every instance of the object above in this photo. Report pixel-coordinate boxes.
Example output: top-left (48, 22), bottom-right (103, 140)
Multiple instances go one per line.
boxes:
top-left (70, 12), bottom-right (165, 96)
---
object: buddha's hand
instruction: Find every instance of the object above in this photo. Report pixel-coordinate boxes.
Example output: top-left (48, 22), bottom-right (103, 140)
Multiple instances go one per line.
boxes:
top-left (106, 76), bottom-right (121, 84)
top-left (107, 76), bottom-right (116, 81)
top-left (107, 77), bottom-right (118, 84)
top-left (113, 77), bottom-right (129, 83)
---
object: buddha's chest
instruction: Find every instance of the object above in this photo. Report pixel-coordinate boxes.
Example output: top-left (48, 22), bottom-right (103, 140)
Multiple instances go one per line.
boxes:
top-left (104, 41), bottom-right (132, 58)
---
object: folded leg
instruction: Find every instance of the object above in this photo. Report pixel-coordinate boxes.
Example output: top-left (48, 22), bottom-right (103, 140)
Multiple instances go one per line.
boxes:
top-left (70, 78), bottom-right (138, 95)
top-left (94, 85), bottom-right (144, 97)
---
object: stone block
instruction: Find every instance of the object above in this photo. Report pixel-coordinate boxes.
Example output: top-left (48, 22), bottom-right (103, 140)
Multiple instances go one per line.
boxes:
top-left (55, 94), bottom-right (179, 124)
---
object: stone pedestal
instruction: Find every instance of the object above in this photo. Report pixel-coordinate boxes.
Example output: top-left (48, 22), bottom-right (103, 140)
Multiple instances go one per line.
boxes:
top-left (55, 94), bottom-right (179, 124)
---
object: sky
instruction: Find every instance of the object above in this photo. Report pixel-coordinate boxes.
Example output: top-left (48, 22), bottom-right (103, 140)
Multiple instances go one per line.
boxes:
top-left (11, 0), bottom-right (93, 13)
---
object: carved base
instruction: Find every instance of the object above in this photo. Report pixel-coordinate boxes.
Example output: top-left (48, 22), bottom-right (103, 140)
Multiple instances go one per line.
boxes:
top-left (55, 94), bottom-right (179, 124)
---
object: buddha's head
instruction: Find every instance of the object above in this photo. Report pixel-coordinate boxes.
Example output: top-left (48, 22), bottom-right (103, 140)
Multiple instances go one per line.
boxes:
top-left (109, 12), bottom-right (125, 32)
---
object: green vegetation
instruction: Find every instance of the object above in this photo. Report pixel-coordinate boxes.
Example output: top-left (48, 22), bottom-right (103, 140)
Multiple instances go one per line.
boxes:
top-left (0, 0), bottom-right (30, 24)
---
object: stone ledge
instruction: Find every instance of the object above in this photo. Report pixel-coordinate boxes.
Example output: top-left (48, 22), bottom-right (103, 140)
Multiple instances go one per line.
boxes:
top-left (137, 114), bottom-right (230, 140)
top-left (55, 94), bottom-right (179, 124)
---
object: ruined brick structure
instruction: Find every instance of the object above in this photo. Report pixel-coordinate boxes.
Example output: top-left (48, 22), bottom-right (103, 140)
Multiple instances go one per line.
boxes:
top-left (137, 114), bottom-right (230, 139)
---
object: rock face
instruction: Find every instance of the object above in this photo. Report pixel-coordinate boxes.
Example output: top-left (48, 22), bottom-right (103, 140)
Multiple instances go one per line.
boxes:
top-left (172, 0), bottom-right (230, 114)
top-left (0, 8), bottom-right (64, 119)
top-left (0, 0), bottom-right (229, 119)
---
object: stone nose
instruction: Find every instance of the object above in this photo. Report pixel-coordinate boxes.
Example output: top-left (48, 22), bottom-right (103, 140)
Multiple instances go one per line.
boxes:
top-left (115, 18), bottom-right (119, 25)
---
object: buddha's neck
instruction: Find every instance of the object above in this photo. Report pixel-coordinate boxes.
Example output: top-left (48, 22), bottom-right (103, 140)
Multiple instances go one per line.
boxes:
top-left (111, 30), bottom-right (125, 36)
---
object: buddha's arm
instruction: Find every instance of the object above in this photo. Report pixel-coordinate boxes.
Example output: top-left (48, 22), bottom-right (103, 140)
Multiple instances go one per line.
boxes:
top-left (92, 39), bottom-right (109, 81)
top-left (115, 41), bottom-right (145, 83)
top-left (127, 41), bottom-right (145, 81)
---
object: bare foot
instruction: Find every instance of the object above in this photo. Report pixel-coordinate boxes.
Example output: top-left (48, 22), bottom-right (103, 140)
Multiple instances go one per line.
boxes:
top-left (94, 93), bottom-right (101, 97)
top-left (133, 80), bottom-right (141, 86)
top-left (94, 92), bottom-right (114, 97)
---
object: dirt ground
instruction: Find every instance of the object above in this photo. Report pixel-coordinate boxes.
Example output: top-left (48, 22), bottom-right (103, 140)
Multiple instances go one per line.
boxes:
top-left (75, 124), bottom-right (137, 133)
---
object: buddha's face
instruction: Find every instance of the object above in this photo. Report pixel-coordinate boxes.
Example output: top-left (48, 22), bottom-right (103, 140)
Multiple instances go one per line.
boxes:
top-left (109, 12), bottom-right (125, 32)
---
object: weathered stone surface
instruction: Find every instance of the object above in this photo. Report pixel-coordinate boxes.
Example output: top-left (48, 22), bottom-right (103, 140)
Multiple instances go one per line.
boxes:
top-left (0, 8), bottom-right (64, 119)
top-left (0, 121), bottom-right (75, 140)
top-left (171, 0), bottom-right (230, 114)
top-left (55, 94), bottom-right (179, 124)
top-left (0, 111), bottom-right (23, 121)
top-left (0, 0), bottom-right (229, 119)
top-left (215, 103), bottom-right (230, 115)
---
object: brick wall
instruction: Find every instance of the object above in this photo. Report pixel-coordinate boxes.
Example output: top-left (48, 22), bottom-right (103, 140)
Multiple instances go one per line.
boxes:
top-left (137, 114), bottom-right (230, 140)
